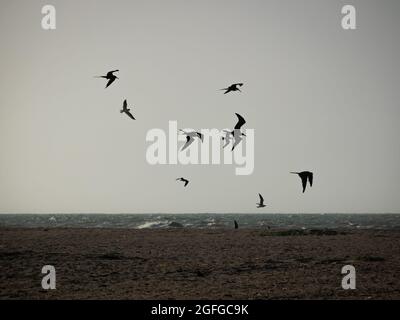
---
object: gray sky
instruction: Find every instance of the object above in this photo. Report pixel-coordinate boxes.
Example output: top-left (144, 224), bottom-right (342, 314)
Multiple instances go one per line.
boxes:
top-left (1, 0), bottom-right (400, 214)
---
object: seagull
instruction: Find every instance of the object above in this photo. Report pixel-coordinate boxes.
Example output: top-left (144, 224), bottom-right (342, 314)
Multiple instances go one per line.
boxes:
top-left (221, 83), bottom-right (243, 94)
top-left (179, 130), bottom-right (204, 151)
top-left (234, 220), bottom-right (239, 229)
top-left (256, 193), bottom-right (266, 208)
top-left (176, 177), bottom-right (189, 187)
top-left (95, 69), bottom-right (119, 88)
top-left (228, 113), bottom-right (246, 151)
top-left (120, 100), bottom-right (135, 120)
top-left (291, 171), bottom-right (313, 193)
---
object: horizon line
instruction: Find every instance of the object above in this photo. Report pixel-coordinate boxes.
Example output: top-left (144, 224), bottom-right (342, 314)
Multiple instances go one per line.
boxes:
top-left (1, 212), bottom-right (400, 215)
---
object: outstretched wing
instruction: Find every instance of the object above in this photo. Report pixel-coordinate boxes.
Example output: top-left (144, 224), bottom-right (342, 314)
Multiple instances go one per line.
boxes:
top-left (181, 136), bottom-right (194, 151)
top-left (125, 110), bottom-right (136, 120)
top-left (106, 77), bottom-right (116, 88)
top-left (123, 99), bottom-right (128, 110)
top-left (197, 132), bottom-right (204, 142)
top-left (259, 193), bottom-right (264, 204)
top-left (184, 179), bottom-right (189, 187)
top-left (301, 175), bottom-right (307, 193)
top-left (234, 113), bottom-right (246, 130)
top-left (308, 172), bottom-right (313, 187)
top-left (106, 70), bottom-right (119, 77)
top-left (223, 138), bottom-right (230, 148)
top-left (231, 135), bottom-right (243, 151)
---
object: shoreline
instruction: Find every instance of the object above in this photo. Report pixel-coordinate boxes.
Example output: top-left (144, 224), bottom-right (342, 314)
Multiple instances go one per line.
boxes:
top-left (1, 228), bottom-right (400, 299)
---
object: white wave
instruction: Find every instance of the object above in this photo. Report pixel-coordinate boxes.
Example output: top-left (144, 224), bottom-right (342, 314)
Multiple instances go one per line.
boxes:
top-left (136, 220), bottom-right (166, 229)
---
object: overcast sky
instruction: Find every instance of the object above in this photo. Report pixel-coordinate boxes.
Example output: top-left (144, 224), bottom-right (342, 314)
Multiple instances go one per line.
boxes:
top-left (1, 0), bottom-right (400, 214)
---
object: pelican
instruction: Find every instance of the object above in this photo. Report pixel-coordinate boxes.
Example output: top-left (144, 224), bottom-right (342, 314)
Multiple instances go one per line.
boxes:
top-left (291, 171), bottom-right (313, 193)
top-left (120, 99), bottom-right (135, 120)
top-left (256, 193), bottom-right (266, 208)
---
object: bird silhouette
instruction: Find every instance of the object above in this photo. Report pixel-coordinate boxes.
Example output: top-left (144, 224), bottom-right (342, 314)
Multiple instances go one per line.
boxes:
top-left (120, 99), bottom-right (135, 120)
top-left (176, 177), bottom-right (189, 187)
top-left (291, 171), bottom-right (313, 193)
top-left (221, 83), bottom-right (243, 94)
top-left (228, 113), bottom-right (246, 151)
top-left (221, 130), bottom-right (233, 148)
top-left (179, 130), bottom-right (204, 151)
top-left (234, 220), bottom-right (239, 229)
top-left (95, 69), bottom-right (119, 88)
top-left (256, 193), bottom-right (266, 208)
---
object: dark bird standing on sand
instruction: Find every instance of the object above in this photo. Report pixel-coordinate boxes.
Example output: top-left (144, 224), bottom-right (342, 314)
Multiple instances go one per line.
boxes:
top-left (291, 171), bottom-right (313, 193)
top-left (95, 69), bottom-right (119, 88)
top-left (120, 100), bottom-right (135, 120)
top-left (256, 193), bottom-right (266, 208)
top-left (234, 220), bottom-right (239, 229)
top-left (221, 83), bottom-right (243, 94)
top-left (176, 177), bottom-right (189, 187)
top-left (179, 130), bottom-right (204, 151)
top-left (223, 113), bottom-right (246, 151)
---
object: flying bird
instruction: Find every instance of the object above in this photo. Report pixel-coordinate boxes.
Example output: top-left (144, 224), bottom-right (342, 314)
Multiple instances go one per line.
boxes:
top-left (221, 83), bottom-right (243, 94)
top-left (221, 113), bottom-right (247, 150)
top-left (120, 99), bottom-right (135, 120)
top-left (230, 113), bottom-right (246, 151)
top-left (176, 177), bottom-right (189, 187)
top-left (179, 130), bottom-right (204, 151)
top-left (291, 171), bottom-right (313, 193)
top-left (95, 69), bottom-right (119, 88)
top-left (221, 130), bottom-right (233, 148)
top-left (256, 193), bottom-right (266, 208)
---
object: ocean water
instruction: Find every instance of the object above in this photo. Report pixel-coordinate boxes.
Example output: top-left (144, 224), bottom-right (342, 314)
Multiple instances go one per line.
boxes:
top-left (0, 214), bottom-right (400, 230)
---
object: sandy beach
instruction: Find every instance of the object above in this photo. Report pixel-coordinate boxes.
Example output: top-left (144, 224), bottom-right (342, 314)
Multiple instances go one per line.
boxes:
top-left (1, 228), bottom-right (400, 299)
